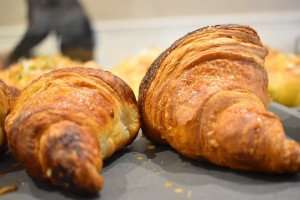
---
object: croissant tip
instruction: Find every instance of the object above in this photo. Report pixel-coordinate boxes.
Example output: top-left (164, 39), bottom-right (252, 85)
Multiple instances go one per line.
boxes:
top-left (78, 162), bottom-right (104, 193)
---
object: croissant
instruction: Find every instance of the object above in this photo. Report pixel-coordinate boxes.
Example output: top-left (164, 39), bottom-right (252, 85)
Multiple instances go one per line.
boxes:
top-left (5, 67), bottom-right (140, 193)
top-left (139, 24), bottom-right (300, 173)
top-left (0, 81), bottom-right (18, 152)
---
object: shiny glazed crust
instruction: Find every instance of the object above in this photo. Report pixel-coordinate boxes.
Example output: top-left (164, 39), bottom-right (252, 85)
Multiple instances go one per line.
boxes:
top-left (139, 24), bottom-right (300, 173)
top-left (5, 67), bottom-right (140, 193)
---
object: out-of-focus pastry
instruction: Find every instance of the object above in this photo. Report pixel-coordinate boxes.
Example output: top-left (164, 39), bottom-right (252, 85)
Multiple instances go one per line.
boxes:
top-left (5, 67), bottom-right (140, 193)
top-left (265, 48), bottom-right (300, 107)
top-left (112, 49), bottom-right (161, 96)
top-left (139, 24), bottom-right (300, 173)
top-left (0, 55), bottom-right (100, 89)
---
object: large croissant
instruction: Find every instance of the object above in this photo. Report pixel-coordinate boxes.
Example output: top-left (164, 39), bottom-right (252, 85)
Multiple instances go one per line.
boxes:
top-left (139, 25), bottom-right (300, 173)
top-left (5, 67), bottom-right (140, 193)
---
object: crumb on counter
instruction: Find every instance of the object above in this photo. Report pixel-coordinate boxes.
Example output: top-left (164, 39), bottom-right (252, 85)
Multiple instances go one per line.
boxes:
top-left (164, 181), bottom-right (173, 188)
top-left (174, 187), bottom-right (184, 193)
top-left (147, 144), bottom-right (156, 150)
top-left (0, 184), bottom-right (17, 195)
top-left (135, 155), bottom-right (145, 160)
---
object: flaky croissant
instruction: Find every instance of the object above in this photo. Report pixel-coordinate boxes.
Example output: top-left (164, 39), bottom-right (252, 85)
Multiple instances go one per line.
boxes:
top-left (139, 25), bottom-right (300, 173)
top-left (0, 81), bottom-right (18, 152)
top-left (5, 67), bottom-right (140, 193)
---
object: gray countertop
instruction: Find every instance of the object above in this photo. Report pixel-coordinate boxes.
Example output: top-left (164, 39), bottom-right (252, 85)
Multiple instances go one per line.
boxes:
top-left (0, 102), bottom-right (300, 200)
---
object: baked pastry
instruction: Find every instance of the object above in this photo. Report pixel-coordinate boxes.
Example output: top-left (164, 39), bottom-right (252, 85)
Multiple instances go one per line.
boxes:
top-left (5, 67), bottom-right (140, 193)
top-left (139, 25), bottom-right (300, 173)
top-left (265, 48), bottom-right (300, 107)
top-left (111, 49), bottom-right (161, 96)
top-left (0, 81), bottom-right (18, 152)
top-left (0, 55), bottom-right (99, 89)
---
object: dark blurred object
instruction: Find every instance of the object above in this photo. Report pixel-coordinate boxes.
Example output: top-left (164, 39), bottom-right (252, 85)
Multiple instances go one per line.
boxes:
top-left (0, 53), bottom-right (8, 69)
top-left (4, 0), bottom-right (94, 67)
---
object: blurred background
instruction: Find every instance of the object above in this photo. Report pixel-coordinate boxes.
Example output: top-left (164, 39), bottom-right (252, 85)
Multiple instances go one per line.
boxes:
top-left (1, 0), bottom-right (300, 25)
top-left (0, 0), bottom-right (299, 65)
top-left (0, 0), bottom-right (300, 107)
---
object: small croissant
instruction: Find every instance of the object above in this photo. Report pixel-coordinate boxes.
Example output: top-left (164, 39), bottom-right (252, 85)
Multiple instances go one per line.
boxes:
top-left (139, 25), bottom-right (300, 173)
top-left (5, 67), bottom-right (140, 193)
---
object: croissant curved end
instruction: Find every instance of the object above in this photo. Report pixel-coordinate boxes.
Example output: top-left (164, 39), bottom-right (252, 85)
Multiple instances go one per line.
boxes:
top-left (39, 120), bottom-right (103, 193)
top-left (5, 67), bottom-right (140, 193)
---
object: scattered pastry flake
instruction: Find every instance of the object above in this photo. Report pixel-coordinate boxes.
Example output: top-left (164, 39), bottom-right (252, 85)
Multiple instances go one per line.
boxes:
top-left (164, 181), bottom-right (173, 188)
top-left (174, 187), bottom-right (184, 193)
top-left (0, 184), bottom-right (17, 195)
top-left (147, 144), bottom-right (156, 150)
top-left (135, 155), bottom-right (145, 160)
top-left (164, 180), bottom-right (191, 196)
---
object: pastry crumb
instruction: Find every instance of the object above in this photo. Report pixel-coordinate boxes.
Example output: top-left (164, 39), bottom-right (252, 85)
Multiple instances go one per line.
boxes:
top-left (147, 144), bottom-right (156, 150)
top-left (174, 187), bottom-right (184, 193)
top-left (136, 155), bottom-right (144, 160)
top-left (164, 181), bottom-right (173, 188)
top-left (0, 184), bottom-right (17, 195)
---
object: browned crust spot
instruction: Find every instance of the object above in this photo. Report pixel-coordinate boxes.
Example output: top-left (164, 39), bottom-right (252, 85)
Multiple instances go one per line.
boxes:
top-left (138, 24), bottom-right (262, 110)
top-left (25, 67), bottom-right (137, 106)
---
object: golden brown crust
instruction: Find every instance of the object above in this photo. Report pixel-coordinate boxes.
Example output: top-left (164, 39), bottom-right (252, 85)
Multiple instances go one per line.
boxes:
top-left (139, 24), bottom-right (300, 173)
top-left (5, 67), bottom-right (140, 193)
top-left (139, 25), bottom-right (263, 105)
top-left (0, 80), bottom-right (19, 152)
top-left (139, 24), bottom-right (268, 143)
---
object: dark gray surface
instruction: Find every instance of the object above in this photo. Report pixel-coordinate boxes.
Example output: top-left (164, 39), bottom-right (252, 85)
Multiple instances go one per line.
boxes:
top-left (0, 102), bottom-right (300, 200)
